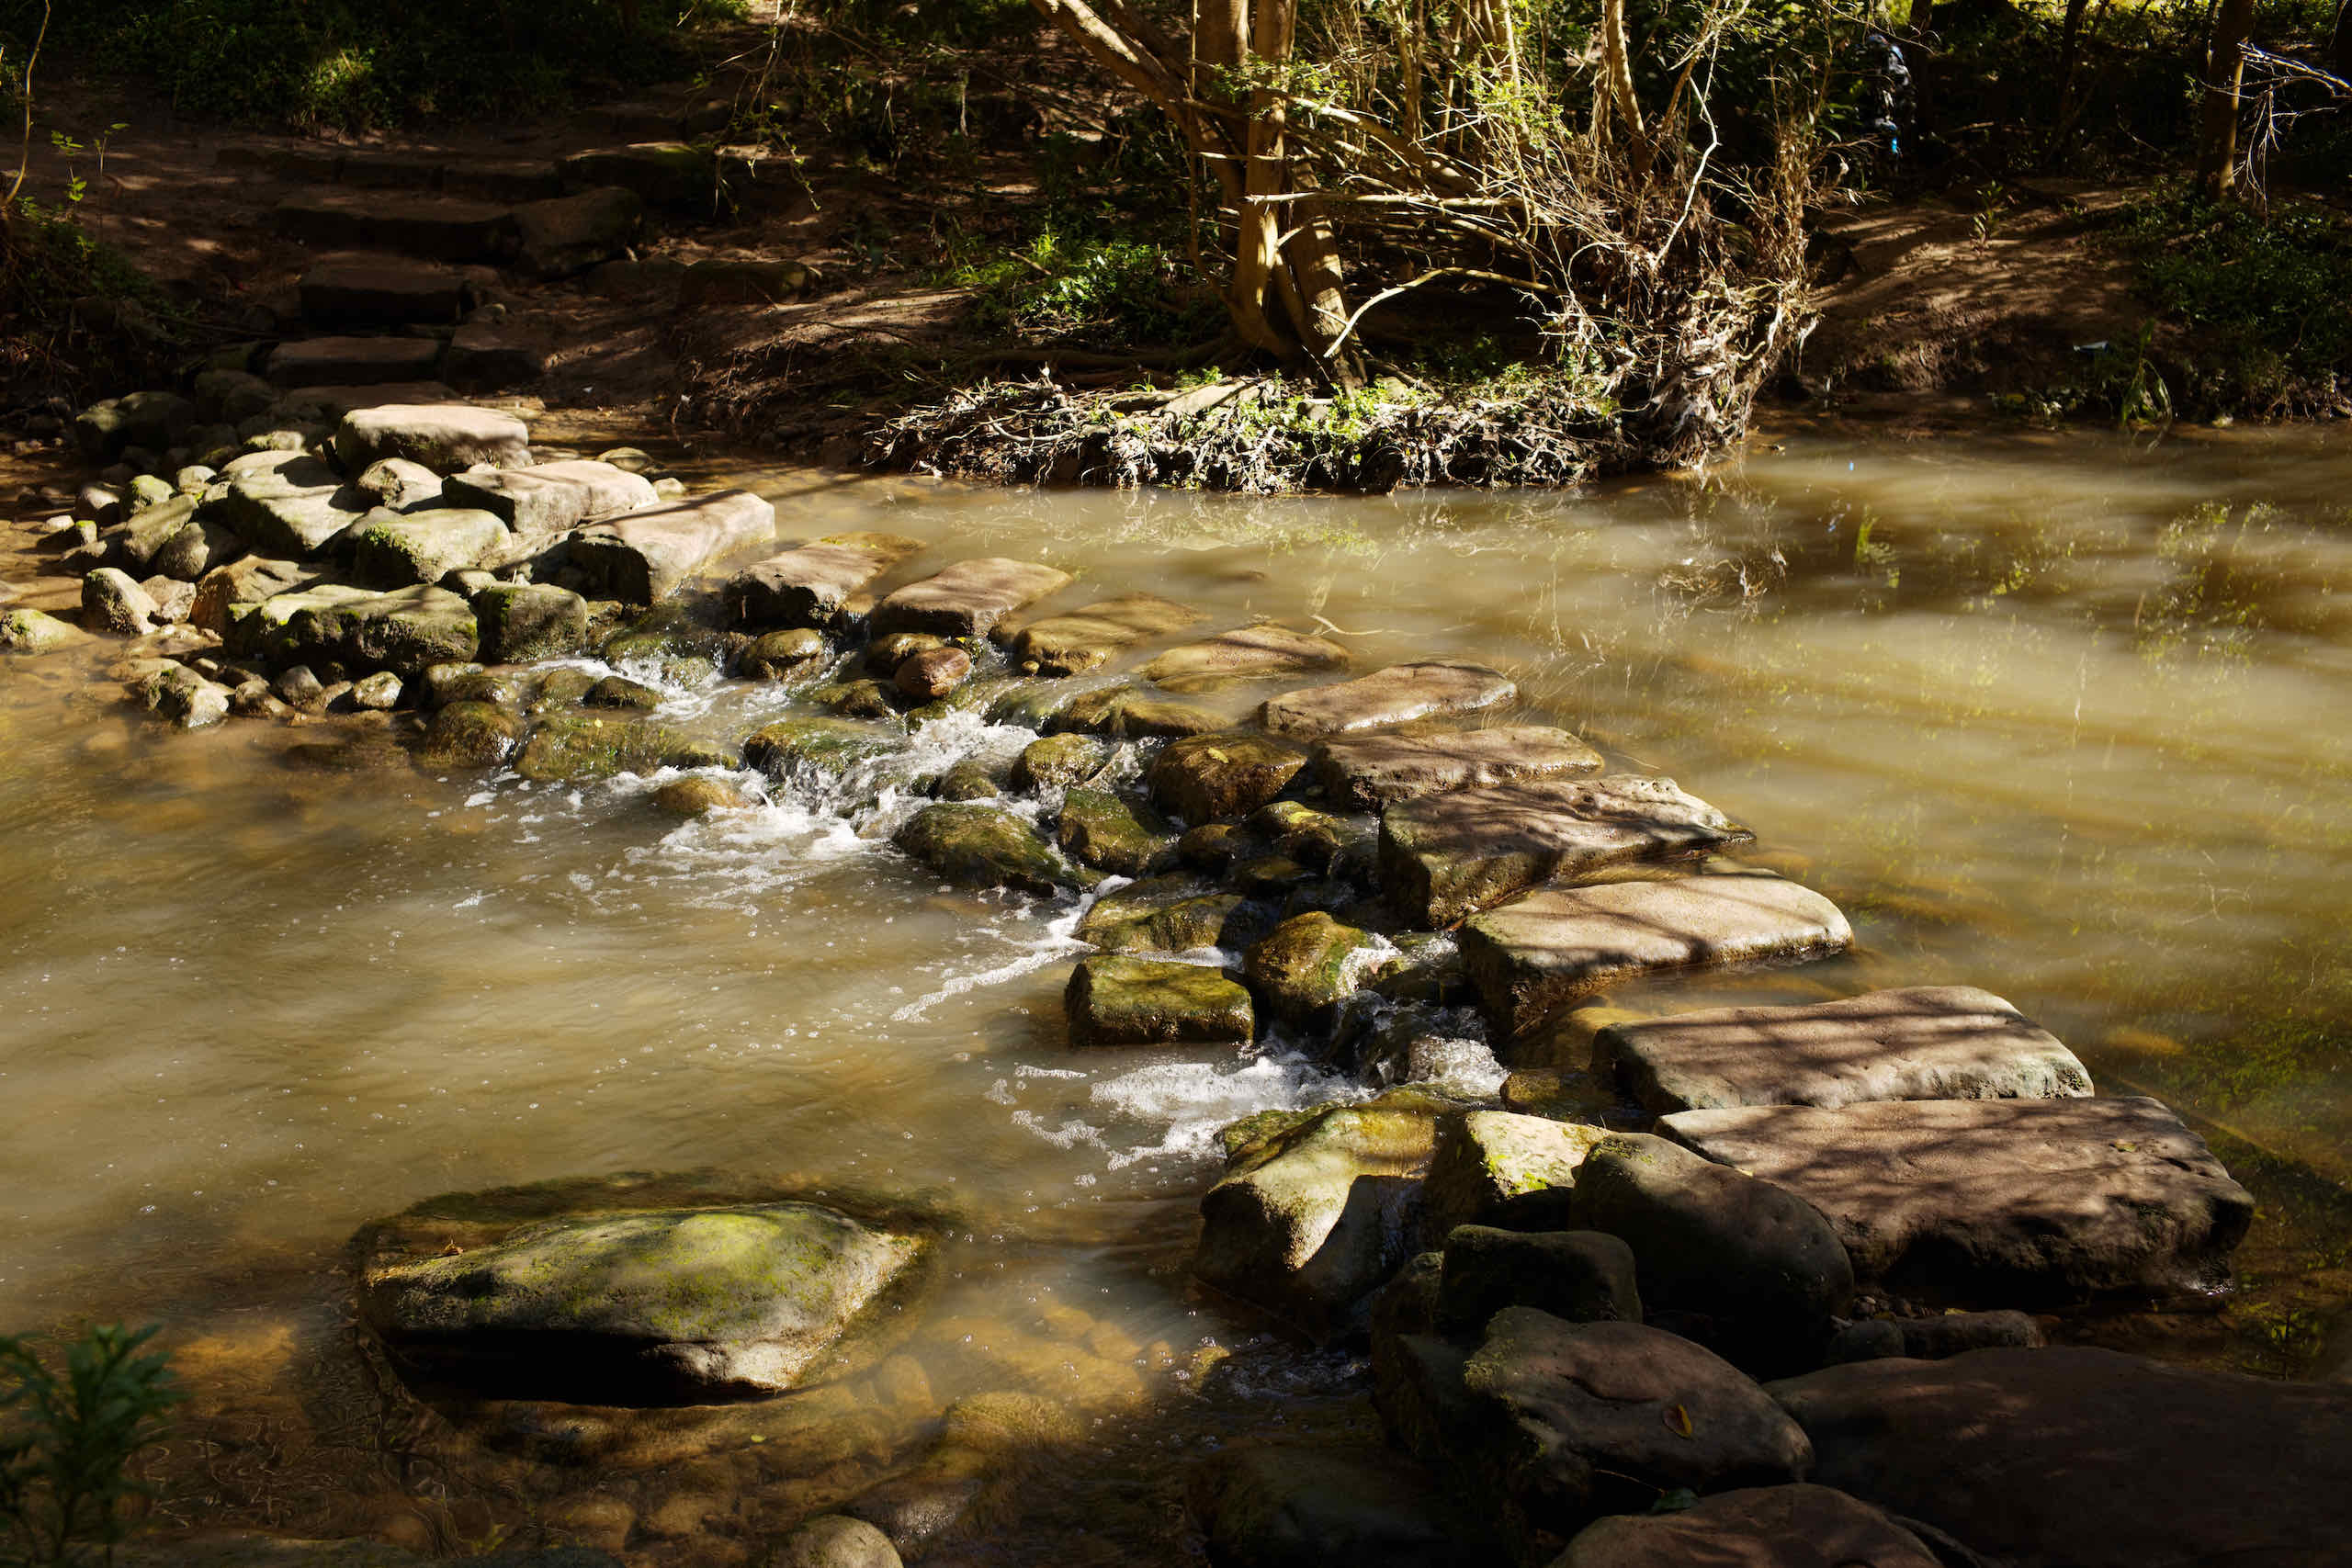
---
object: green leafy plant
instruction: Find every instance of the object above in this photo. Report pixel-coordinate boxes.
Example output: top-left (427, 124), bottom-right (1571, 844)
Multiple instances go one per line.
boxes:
top-left (0, 1324), bottom-right (183, 1568)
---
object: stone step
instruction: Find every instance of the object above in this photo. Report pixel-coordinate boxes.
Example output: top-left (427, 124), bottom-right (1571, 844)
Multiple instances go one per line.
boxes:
top-left (1660, 1095), bottom-right (2255, 1302)
top-left (1460, 874), bottom-right (1853, 1035)
top-left (1259, 660), bottom-right (1515, 739)
top-left (726, 533), bottom-right (928, 629)
top-left (441, 459), bottom-right (658, 541)
top-left (1594, 986), bottom-right (2095, 1115)
top-left (1004, 592), bottom-right (1205, 675)
top-left (870, 558), bottom-right (1072, 638)
top-left (221, 144), bottom-right (564, 202)
top-left (299, 261), bottom-right (471, 329)
top-left (1308, 725), bottom-right (1604, 811)
top-left (265, 336), bottom-right (448, 389)
top-left (276, 190), bottom-right (519, 264)
top-left (562, 489), bottom-right (779, 604)
top-left (1383, 774), bottom-right (1753, 926)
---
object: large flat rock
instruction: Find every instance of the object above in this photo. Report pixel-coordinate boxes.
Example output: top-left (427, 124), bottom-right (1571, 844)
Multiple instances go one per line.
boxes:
top-left (298, 261), bottom-right (469, 328)
top-left (346, 507), bottom-right (510, 587)
top-left (726, 532), bottom-right (926, 628)
top-left (1597, 986), bottom-right (2095, 1114)
top-left (201, 458), bottom-right (371, 558)
top-left (1661, 1096), bottom-right (2254, 1302)
top-left (275, 190), bottom-right (518, 263)
top-left (333, 403), bottom-right (531, 472)
top-left (441, 459), bottom-right (657, 540)
top-left (266, 336), bottom-right (447, 389)
top-left (1261, 661), bottom-right (1515, 739)
top-left (1769, 1348), bottom-right (2352, 1568)
top-left (1557, 1484), bottom-right (1942, 1568)
top-left (1462, 876), bottom-right (1853, 1036)
top-left (870, 557), bottom-right (1070, 637)
top-left (1008, 592), bottom-right (1204, 674)
top-left (565, 489), bottom-right (777, 603)
top-left (1383, 774), bottom-right (1753, 926)
top-left (1138, 625), bottom-right (1349, 692)
top-left (1310, 724), bottom-right (1604, 810)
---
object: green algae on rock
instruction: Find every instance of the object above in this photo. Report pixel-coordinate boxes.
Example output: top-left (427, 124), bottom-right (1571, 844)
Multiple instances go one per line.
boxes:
top-left (1064, 954), bottom-right (1254, 1046)
top-left (1244, 911), bottom-right (1394, 1032)
top-left (893, 803), bottom-right (1078, 896)
top-left (1056, 787), bottom-right (1179, 877)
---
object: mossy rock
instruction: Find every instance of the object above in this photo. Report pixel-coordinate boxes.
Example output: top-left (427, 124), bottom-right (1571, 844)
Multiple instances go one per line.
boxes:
top-left (1245, 912), bottom-right (1395, 1032)
top-left (514, 712), bottom-right (714, 782)
top-left (419, 701), bottom-right (524, 767)
top-left (1076, 878), bottom-right (1270, 954)
top-left (893, 803), bottom-right (1077, 897)
top-left (1010, 732), bottom-right (1109, 792)
top-left (1251, 799), bottom-right (1378, 880)
top-left (0, 607), bottom-right (89, 654)
top-left (742, 626), bottom-right (829, 681)
top-left (933, 758), bottom-right (1005, 801)
top-left (653, 775), bottom-right (758, 817)
top-left (743, 716), bottom-right (901, 780)
top-left (1147, 732), bottom-right (1308, 823)
top-left (533, 667), bottom-right (599, 710)
top-left (1064, 954), bottom-right (1254, 1047)
top-left (1057, 786), bottom-right (1179, 876)
top-left (476, 582), bottom-right (590, 663)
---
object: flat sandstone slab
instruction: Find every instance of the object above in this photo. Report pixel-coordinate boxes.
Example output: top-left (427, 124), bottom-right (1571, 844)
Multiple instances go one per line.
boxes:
top-left (872, 557), bottom-right (1070, 637)
top-left (566, 489), bottom-right (777, 603)
top-left (1312, 724), bottom-right (1603, 811)
top-left (1661, 1096), bottom-right (2254, 1301)
top-left (299, 261), bottom-right (469, 327)
top-left (1463, 876), bottom-right (1852, 1035)
top-left (333, 404), bottom-right (532, 472)
top-left (1137, 625), bottom-right (1349, 691)
top-left (442, 459), bottom-right (658, 539)
top-left (1009, 593), bottom-right (1205, 675)
top-left (1384, 774), bottom-right (1752, 926)
top-left (275, 190), bottom-right (518, 262)
top-left (266, 336), bottom-right (447, 389)
top-left (1596, 986), bottom-right (2095, 1114)
top-left (727, 532), bottom-right (927, 628)
top-left (1260, 660), bottom-right (1515, 739)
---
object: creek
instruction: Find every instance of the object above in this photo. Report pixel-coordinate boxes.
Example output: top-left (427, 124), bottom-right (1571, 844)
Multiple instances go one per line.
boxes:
top-left (2, 421), bottom-right (2347, 1562)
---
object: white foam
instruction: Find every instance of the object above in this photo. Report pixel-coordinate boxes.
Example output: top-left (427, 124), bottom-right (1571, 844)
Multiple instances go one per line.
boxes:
top-left (1086, 1052), bottom-right (1365, 1169)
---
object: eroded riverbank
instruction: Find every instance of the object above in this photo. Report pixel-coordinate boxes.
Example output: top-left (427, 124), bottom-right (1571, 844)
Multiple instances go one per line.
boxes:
top-left (3, 418), bottom-right (2349, 1563)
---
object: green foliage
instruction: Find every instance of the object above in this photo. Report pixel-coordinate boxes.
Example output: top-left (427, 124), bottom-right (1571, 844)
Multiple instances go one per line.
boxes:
top-left (947, 231), bottom-right (1220, 349)
top-left (2122, 189), bottom-right (2352, 398)
top-left (0, 1325), bottom-right (182, 1568)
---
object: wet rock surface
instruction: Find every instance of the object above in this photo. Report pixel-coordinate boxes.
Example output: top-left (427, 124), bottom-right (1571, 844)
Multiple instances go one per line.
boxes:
top-left (1309, 723), bottom-right (1604, 810)
top-left (1555, 1484), bottom-right (1943, 1568)
top-left (1064, 955), bottom-right (1254, 1046)
top-left (564, 490), bottom-right (777, 603)
top-left (1260, 660), bottom-right (1515, 739)
top-left (1138, 624), bottom-right (1350, 691)
top-left (1007, 592), bottom-right (1204, 675)
top-left (871, 558), bottom-right (1070, 638)
top-left (728, 533), bottom-right (926, 629)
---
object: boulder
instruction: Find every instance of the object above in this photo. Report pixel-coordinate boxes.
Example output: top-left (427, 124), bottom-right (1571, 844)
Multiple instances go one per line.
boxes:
top-left (149, 516), bottom-right (244, 581)
top-left (1064, 955), bottom-right (1254, 1047)
top-left (203, 458), bottom-right (372, 558)
top-left (1596, 986), bottom-right (2094, 1115)
top-left (1555, 1484), bottom-right (1943, 1568)
top-left (1193, 1092), bottom-right (1446, 1338)
top-left (676, 258), bottom-right (817, 308)
top-left (475, 583), bottom-right (590, 662)
top-left (513, 187), bottom-right (645, 279)
top-left (75, 390), bottom-right (198, 462)
top-left (1008, 593), bottom-right (1205, 675)
top-left (892, 803), bottom-right (1078, 896)
top-left (132, 663), bottom-right (232, 728)
top-left (347, 508), bottom-right (512, 587)
top-left (742, 716), bottom-right (899, 780)
top-left (354, 457), bottom-right (446, 511)
top-left (1309, 725), bottom-right (1605, 811)
top-left (565, 490), bottom-right (777, 603)
top-left (1138, 625), bottom-right (1349, 691)
top-left (193, 369), bottom-right (277, 427)
top-left (1659, 1096), bottom-right (2255, 1303)
top-left (1147, 732), bottom-right (1309, 822)
top-left (1056, 788), bottom-right (1179, 876)
top-left (1244, 912), bottom-right (1391, 1032)
top-left (1770, 1347), bottom-right (2352, 1568)
top-left (334, 404), bottom-right (532, 472)
top-left (894, 646), bottom-right (970, 699)
top-left (276, 190), bottom-right (517, 262)
top-left (1009, 732), bottom-right (1106, 792)
top-left (82, 567), bottom-right (158, 636)
top-left (1421, 1112), bottom-right (1611, 1239)
top-left (584, 674), bottom-right (662, 710)
top-left (419, 701), bottom-right (525, 767)
top-left (1077, 882), bottom-right (1267, 954)
top-left (358, 1201), bottom-right (924, 1402)
top-left (1573, 1132), bottom-right (1855, 1375)
top-left (1437, 1227), bottom-right (1640, 1337)
top-left (742, 626), bottom-right (830, 681)
top-left (1457, 1311), bottom-right (1813, 1547)
top-left (871, 558), bottom-right (1071, 639)
top-left (1261, 661), bottom-right (1515, 739)
top-left (299, 261), bottom-right (469, 329)
top-left (442, 460), bottom-right (659, 541)
top-left (1250, 800), bottom-right (1377, 879)
top-left (191, 557), bottom-right (320, 637)
top-left (1461, 877), bottom-right (1855, 1036)
top-left (352, 671), bottom-right (404, 710)
top-left (726, 533), bottom-right (927, 629)
top-left (266, 336), bottom-right (447, 389)
top-left (270, 585), bottom-right (479, 677)
top-left (772, 1515), bottom-right (901, 1568)
top-left (514, 713), bottom-right (729, 782)
top-left (1382, 774), bottom-right (1753, 926)
top-left (558, 142), bottom-right (719, 209)
top-left (1188, 1445), bottom-right (1472, 1568)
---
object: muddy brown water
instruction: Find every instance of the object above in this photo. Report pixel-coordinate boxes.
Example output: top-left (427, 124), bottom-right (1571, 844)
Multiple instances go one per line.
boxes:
top-left (2, 423), bottom-right (2348, 1562)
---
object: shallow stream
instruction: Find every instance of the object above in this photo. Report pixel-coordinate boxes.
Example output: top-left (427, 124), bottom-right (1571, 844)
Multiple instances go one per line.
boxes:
top-left (3, 422), bottom-right (2347, 1562)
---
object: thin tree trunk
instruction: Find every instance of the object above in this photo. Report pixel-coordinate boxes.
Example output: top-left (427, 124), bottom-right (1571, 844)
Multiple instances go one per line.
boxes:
top-left (2052, 0), bottom-right (2090, 128)
top-left (1600, 0), bottom-right (1651, 174)
top-left (2196, 0), bottom-right (2257, 198)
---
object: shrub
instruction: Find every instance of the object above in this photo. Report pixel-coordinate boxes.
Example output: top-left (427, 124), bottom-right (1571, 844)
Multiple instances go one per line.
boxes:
top-left (0, 1323), bottom-right (183, 1568)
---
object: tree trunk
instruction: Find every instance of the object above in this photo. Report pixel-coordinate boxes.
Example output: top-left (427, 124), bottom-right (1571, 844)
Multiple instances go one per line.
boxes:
top-left (2196, 0), bottom-right (2256, 198)
top-left (1599, 0), bottom-right (1651, 175)
top-left (2052, 0), bottom-right (2090, 128)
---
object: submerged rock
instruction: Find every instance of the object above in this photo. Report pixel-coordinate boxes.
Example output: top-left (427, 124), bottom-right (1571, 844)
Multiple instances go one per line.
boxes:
top-left (1065, 954), bottom-right (1254, 1047)
top-left (1555, 1484), bottom-right (1943, 1568)
top-left (1188, 1444), bottom-right (1473, 1568)
top-left (773, 1515), bottom-right (902, 1568)
top-left (1659, 1096), bottom-right (2254, 1303)
top-left (1310, 725), bottom-right (1605, 811)
top-left (359, 1201), bottom-right (925, 1402)
top-left (893, 803), bottom-right (1077, 896)
top-left (1260, 660), bottom-right (1515, 739)
top-left (1138, 625), bottom-right (1349, 692)
top-left (1008, 592), bottom-right (1204, 675)
top-left (871, 557), bottom-right (1071, 639)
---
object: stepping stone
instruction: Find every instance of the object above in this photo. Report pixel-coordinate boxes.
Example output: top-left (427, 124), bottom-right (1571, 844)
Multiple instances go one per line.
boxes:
top-left (558, 142), bottom-right (721, 209)
top-left (1660, 1096), bottom-right (2255, 1302)
top-left (442, 325), bottom-right (546, 389)
top-left (1311, 724), bottom-right (1604, 810)
top-left (1557, 1484), bottom-right (1944, 1568)
top-left (299, 261), bottom-right (469, 328)
top-left (1065, 954), bottom-right (1254, 1047)
top-left (726, 532), bottom-right (926, 628)
top-left (475, 582), bottom-right (590, 662)
top-left (346, 508), bottom-right (511, 588)
top-left (564, 489), bottom-right (777, 604)
top-left (1260, 660), bottom-right (1515, 739)
top-left (441, 158), bottom-right (565, 203)
top-left (200, 457), bottom-right (371, 558)
top-left (442, 459), bottom-right (658, 541)
top-left (1770, 1347), bottom-right (2352, 1568)
top-left (513, 187), bottom-right (642, 279)
top-left (1147, 731), bottom-right (1309, 822)
top-left (262, 583), bottom-right (479, 676)
top-left (1384, 774), bottom-right (1752, 926)
top-left (275, 190), bottom-right (518, 263)
top-left (1597, 986), bottom-right (2095, 1115)
top-left (1006, 592), bottom-right (1204, 674)
top-left (1461, 876), bottom-right (1853, 1035)
top-left (265, 335), bottom-right (446, 389)
top-left (333, 402), bottom-right (531, 472)
top-left (870, 557), bottom-right (1070, 638)
top-left (1138, 624), bottom-right (1348, 691)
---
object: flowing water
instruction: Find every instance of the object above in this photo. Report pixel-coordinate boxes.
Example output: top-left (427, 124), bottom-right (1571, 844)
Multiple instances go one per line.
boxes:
top-left (2, 422), bottom-right (2348, 1562)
